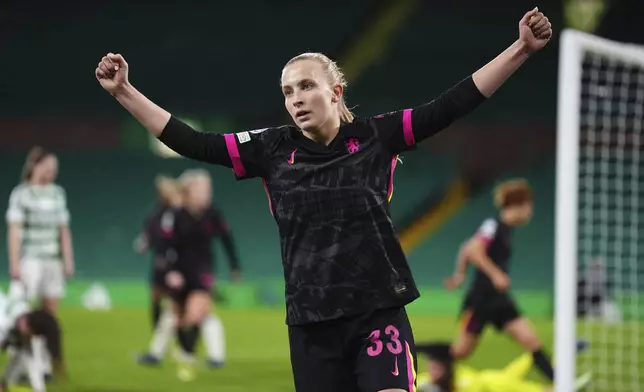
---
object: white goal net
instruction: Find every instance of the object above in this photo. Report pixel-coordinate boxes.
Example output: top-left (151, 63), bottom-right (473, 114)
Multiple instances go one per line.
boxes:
top-left (556, 29), bottom-right (644, 392)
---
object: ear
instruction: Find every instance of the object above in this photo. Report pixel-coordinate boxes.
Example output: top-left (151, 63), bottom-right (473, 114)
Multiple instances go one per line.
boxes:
top-left (331, 84), bottom-right (343, 103)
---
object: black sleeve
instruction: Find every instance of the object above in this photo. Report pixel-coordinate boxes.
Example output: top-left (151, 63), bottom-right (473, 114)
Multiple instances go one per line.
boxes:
top-left (211, 208), bottom-right (240, 271)
top-left (369, 76), bottom-right (486, 155)
top-left (158, 116), bottom-right (232, 166)
top-left (159, 117), bottom-right (274, 180)
top-left (220, 233), bottom-right (240, 271)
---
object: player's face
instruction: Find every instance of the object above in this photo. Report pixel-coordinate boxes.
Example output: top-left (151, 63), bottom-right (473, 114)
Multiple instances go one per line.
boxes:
top-left (158, 183), bottom-right (182, 207)
top-left (281, 59), bottom-right (341, 132)
top-left (33, 155), bottom-right (58, 184)
top-left (186, 177), bottom-right (212, 211)
top-left (512, 202), bottom-right (534, 225)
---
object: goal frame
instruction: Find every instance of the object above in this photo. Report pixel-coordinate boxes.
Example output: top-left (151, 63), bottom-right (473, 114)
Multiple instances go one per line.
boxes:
top-left (556, 28), bottom-right (644, 392)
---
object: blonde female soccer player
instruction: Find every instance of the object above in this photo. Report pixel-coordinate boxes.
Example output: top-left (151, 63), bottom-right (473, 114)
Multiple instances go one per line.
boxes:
top-left (96, 8), bottom-right (552, 391)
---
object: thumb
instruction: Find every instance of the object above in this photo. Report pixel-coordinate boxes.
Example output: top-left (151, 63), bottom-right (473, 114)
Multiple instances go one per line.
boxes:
top-left (520, 7), bottom-right (539, 25)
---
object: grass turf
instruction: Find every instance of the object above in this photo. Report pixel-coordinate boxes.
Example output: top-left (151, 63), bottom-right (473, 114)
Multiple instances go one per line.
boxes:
top-left (36, 307), bottom-right (562, 392)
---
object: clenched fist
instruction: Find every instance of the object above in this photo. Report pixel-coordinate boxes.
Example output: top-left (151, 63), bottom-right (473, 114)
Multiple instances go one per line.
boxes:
top-left (519, 7), bottom-right (553, 55)
top-left (95, 53), bottom-right (129, 95)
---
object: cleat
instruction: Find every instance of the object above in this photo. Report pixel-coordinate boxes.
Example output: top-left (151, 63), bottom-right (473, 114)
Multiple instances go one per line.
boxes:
top-left (205, 358), bottom-right (225, 369)
top-left (136, 352), bottom-right (162, 366)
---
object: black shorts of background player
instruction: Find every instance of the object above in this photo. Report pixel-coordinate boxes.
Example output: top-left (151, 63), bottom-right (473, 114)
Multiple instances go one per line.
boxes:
top-left (421, 179), bottom-right (556, 383)
top-left (133, 175), bottom-right (182, 330)
top-left (96, 8), bottom-right (552, 391)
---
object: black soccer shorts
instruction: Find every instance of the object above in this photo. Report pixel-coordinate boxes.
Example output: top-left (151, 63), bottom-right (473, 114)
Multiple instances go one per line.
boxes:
top-left (166, 268), bottom-right (215, 304)
top-left (150, 267), bottom-right (167, 288)
top-left (459, 291), bottom-right (522, 335)
top-left (288, 306), bottom-right (418, 392)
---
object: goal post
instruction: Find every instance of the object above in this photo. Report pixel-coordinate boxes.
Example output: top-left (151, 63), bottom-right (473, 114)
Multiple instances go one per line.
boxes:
top-left (556, 28), bottom-right (644, 392)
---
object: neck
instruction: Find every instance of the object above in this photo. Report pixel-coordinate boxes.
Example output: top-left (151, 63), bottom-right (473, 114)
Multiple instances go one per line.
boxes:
top-left (29, 178), bottom-right (46, 186)
top-left (302, 117), bottom-right (341, 146)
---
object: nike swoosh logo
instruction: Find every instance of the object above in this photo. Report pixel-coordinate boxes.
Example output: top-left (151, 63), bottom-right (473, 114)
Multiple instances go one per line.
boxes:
top-left (391, 357), bottom-right (399, 376)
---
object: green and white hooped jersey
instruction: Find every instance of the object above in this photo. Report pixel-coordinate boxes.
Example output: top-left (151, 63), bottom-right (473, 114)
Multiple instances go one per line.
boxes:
top-left (5, 183), bottom-right (70, 260)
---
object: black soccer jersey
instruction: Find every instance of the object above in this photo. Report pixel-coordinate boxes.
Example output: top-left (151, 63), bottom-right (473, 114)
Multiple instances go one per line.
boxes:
top-left (170, 206), bottom-right (239, 274)
top-left (158, 76), bottom-right (486, 325)
top-left (143, 207), bottom-right (178, 270)
top-left (469, 216), bottom-right (513, 294)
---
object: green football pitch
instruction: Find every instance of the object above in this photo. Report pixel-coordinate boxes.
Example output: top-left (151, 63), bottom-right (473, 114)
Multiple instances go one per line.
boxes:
top-left (38, 307), bottom-right (557, 392)
top-left (6, 281), bottom-right (643, 392)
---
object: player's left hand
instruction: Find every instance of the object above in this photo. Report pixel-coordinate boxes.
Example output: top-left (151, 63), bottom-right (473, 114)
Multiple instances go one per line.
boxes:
top-left (518, 7), bottom-right (552, 54)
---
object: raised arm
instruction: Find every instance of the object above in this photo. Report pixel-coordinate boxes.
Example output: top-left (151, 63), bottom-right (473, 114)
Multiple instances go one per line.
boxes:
top-left (95, 54), bottom-right (232, 166)
top-left (373, 8), bottom-right (552, 155)
top-left (472, 7), bottom-right (551, 97)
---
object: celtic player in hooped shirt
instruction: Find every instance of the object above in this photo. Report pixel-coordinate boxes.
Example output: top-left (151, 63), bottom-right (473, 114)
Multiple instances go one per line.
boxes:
top-left (96, 7), bottom-right (552, 391)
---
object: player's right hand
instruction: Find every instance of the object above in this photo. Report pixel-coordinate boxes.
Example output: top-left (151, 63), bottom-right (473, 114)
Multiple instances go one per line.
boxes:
top-left (493, 274), bottom-right (511, 292)
top-left (95, 53), bottom-right (129, 95)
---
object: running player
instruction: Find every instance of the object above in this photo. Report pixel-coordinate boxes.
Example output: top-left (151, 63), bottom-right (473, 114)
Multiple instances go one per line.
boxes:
top-left (164, 169), bottom-right (240, 377)
top-left (96, 8), bottom-right (552, 391)
top-left (134, 175), bottom-right (182, 365)
top-left (429, 179), bottom-right (555, 382)
top-left (5, 146), bottom-right (74, 379)
top-left (135, 176), bottom-right (181, 329)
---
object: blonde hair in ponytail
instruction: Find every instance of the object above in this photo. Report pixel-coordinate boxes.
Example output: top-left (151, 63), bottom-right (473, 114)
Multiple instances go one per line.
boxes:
top-left (284, 53), bottom-right (354, 123)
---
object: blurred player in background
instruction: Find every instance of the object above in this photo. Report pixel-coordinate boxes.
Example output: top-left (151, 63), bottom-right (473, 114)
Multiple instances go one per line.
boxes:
top-left (424, 179), bottom-right (557, 382)
top-left (0, 284), bottom-right (65, 392)
top-left (5, 146), bottom-right (74, 379)
top-left (96, 7), bottom-right (552, 391)
top-left (134, 175), bottom-right (182, 364)
top-left (141, 169), bottom-right (241, 379)
top-left (416, 346), bottom-right (591, 392)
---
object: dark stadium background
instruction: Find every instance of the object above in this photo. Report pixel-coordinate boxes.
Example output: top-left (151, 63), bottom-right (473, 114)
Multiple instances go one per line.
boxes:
top-left (0, 0), bottom-right (640, 391)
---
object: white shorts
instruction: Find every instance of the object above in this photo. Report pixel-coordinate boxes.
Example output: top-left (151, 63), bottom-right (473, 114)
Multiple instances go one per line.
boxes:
top-left (19, 258), bottom-right (65, 301)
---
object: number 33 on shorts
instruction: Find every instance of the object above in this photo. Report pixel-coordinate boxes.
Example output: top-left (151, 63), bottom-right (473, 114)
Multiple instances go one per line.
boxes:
top-left (359, 323), bottom-right (418, 391)
top-left (367, 325), bottom-right (404, 357)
